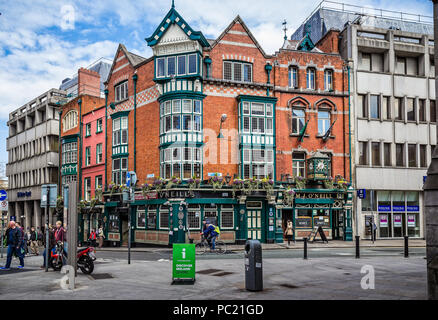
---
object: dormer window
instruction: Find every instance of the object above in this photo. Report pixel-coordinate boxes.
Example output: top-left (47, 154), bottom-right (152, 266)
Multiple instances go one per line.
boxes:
top-left (223, 61), bottom-right (252, 82)
top-left (115, 81), bottom-right (128, 102)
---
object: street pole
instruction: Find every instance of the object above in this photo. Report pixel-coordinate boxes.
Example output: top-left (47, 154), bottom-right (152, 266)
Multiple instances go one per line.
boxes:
top-left (128, 190), bottom-right (131, 265)
top-left (45, 187), bottom-right (50, 272)
top-left (1, 212), bottom-right (4, 258)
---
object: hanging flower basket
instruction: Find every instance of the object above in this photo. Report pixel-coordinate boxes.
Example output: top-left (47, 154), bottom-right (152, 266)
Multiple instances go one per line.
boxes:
top-left (284, 188), bottom-right (295, 206)
top-left (295, 176), bottom-right (307, 190)
top-left (108, 182), bottom-right (119, 196)
top-left (335, 175), bottom-right (348, 191)
top-left (208, 174), bottom-right (224, 192)
top-left (323, 177), bottom-right (334, 190)
top-left (166, 176), bottom-right (182, 190)
top-left (262, 177), bottom-right (275, 198)
top-left (188, 176), bottom-right (201, 191)
top-left (232, 178), bottom-right (244, 197)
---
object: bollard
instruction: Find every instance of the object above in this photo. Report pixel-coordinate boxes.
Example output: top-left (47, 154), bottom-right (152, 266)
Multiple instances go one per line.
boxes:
top-left (303, 237), bottom-right (308, 260)
top-left (355, 236), bottom-right (360, 259)
top-left (404, 235), bottom-right (409, 258)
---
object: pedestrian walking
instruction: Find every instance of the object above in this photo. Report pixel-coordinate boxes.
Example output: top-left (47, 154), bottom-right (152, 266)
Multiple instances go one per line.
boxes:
top-left (30, 227), bottom-right (39, 255)
top-left (1, 221), bottom-right (24, 270)
top-left (37, 227), bottom-right (43, 247)
top-left (89, 229), bottom-right (97, 247)
top-left (15, 222), bottom-right (27, 258)
top-left (98, 226), bottom-right (105, 248)
top-left (284, 220), bottom-right (294, 246)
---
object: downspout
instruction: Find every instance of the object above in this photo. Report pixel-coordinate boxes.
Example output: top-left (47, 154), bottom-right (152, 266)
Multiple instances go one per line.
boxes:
top-left (132, 74), bottom-right (138, 173)
top-left (347, 65), bottom-right (352, 185)
top-left (58, 110), bottom-right (62, 197)
top-left (78, 98), bottom-right (83, 200)
top-left (104, 89), bottom-right (108, 190)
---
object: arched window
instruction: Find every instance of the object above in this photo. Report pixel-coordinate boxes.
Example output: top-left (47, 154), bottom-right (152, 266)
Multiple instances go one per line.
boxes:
top-left (288, 66), bottom-right (298, 88)
top-left (324, 69), bottom-right (333, 91)
top-left (290, 98), bottom-right (308, 135)
top-left (63, 110), bottom-right (78, 132)
top-left (306, 68), bottom-right (316, 90)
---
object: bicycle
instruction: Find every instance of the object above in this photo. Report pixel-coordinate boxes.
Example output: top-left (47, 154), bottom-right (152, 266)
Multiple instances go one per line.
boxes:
top-left (195, 234), bottom-right (227, 255)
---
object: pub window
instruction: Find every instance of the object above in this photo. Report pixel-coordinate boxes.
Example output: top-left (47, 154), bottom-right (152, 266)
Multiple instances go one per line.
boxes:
top-left (324, 69), bottom-right (333, 91)
top-left (188, 205), bottom-right (201, 230)
top-left (306, 68), bottom-right (315, 90)
top-left (137, 207), bottom-right (146, 229)
top-left (220, 205), bottom-right (234, 229)
top-left (108, 213), bottom-right (119, 233)
top-left (317, 110), bottom-right (330, 135)
top-left (159, 205), bottom-right (169, 229)
top-left (359, 141), bottom-right (368, 165)
top-left (408, 144), bottom-right (417, 167)
top-left (147, 205), bottom-right (157, 229)
top-left (289, 66), bottom-right (298, 88)
top-left (292, 152), bottom-right (306, 178)
top-left (396, 143), bottom-right (405, 167)
top-left (115, 81), bottom-right (128, 102)
top-left (291, 107), bottom-right (305, 134)
top-left (204, 204), bottom-right (218, 225)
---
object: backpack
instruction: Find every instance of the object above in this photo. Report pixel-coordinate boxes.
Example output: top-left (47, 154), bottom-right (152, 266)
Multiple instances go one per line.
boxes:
top-left (214, 225), bottom-right (221, 235)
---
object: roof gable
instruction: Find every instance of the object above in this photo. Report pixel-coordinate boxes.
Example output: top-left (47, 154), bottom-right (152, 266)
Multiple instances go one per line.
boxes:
top-left (145, 7), bottom-right (209, 48)
top-left (105, 44), bottom-right (147, 84)
top-left (208, 15), bottom-right (271, 58)
top-left (296, 33), bottom-right (315, 52)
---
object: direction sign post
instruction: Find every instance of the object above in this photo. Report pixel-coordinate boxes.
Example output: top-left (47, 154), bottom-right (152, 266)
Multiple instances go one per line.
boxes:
top-left (126, 171), bottom-right (137, 265)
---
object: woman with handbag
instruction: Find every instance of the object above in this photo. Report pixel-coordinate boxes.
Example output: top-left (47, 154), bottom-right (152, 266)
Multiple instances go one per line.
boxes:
top-left (284, 220), bottom-right (294, 246)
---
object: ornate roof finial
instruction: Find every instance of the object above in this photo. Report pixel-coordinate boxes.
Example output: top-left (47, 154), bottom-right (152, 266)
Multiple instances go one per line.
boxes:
top-left (282, 19), bottom-right (288, 41)
top-left (172, 0), bottom-right (175, 9)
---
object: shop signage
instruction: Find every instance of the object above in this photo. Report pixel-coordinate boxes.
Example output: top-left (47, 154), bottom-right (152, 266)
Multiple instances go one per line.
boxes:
top-left (313, 217), bottom-right (330, 228)
top-left (295, 217), bottom-right (312, 228)
top-left (407, 215), bottom-right (416, 227)
top-left (378, 205), bottom-right (391, 212)
top-left (407, 206), bottom-right (419, 212)
top-left (134, 192), bottom-right (158, 200)
top-left (392, 205), bottom-right (405, 212)
top-left (393, 214), bottom-right (402, 227)
top-left (159, 190), bottom-right (195, 199)
top-left (172, 244), bottom-right (195, 283)
top-left (17, 191), bottom-right (31, 198)
top-left (357, 189), bottom-right (366, 199)
top-left (379, 215), bottom-right (388, 227)
top-left (295, 193), bottom-right (342, 199)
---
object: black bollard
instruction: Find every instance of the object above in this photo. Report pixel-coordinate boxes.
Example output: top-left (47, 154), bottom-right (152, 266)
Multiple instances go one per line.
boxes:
top-left (355, 236), bottom-right (360, 259)
top-left (404, 235), bottom-right (409, 258)
top-left (303, 237), bottom-right (308, 260)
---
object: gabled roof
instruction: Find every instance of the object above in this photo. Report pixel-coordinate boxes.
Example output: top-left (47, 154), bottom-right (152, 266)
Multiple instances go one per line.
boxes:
top-left (105, 44), bottom-right (148, 84)
top-left (296, 33), bottom-right (316, 52)
top-left (145, 6), bottom-right (209, 47)
top-left (281, 36), bottom-right (322, 53)
top-left (208, 15), bottom-right (271, 58)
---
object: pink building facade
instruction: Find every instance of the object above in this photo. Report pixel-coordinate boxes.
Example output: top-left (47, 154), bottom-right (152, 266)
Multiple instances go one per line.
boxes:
top-left (82, 106), bottom-right (106, 200)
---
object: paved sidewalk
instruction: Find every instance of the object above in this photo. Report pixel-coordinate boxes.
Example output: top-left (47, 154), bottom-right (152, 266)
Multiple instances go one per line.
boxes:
top-left (94, 239), bottom-right (426, 253)
top-left (0, 253), bottom-right (426, 300)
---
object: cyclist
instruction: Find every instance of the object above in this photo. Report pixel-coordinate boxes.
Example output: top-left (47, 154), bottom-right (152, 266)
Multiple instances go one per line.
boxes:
top-left (203, 221), bottom-right (220, 251)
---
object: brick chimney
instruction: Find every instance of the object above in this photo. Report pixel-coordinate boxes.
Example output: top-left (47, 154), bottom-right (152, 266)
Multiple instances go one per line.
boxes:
top-left (78, 67), bottom-right (101, 97)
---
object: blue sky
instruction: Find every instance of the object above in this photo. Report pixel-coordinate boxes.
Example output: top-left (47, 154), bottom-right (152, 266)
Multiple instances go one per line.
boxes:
top-left (0, 0), bottom-right (433, 175)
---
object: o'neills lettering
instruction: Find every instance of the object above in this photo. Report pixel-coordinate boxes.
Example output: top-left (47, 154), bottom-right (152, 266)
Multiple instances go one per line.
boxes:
top-left (295, 193), bottom-right (333, 199)
top-left (159, 190), bottom-right (195, 199)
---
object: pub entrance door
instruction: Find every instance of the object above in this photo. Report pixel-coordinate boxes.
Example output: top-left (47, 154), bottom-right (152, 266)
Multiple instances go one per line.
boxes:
top-left (246, 201), bottom-right (263, 241)
top-left (332, 209), bottom-right (344, 240)
top-left (282, 209), bottom-right (294, 240)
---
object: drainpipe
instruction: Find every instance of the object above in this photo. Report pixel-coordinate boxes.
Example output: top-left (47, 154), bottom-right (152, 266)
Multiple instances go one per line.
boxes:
top-left (347, 65), bottom-right (352, 186)
top-left (104, 89), bottom-right (108, 190)
top-left (132, 74), bottom-right (138, 173)
top-left (58, 110), bottom-right (62, 197)
top-left (78, 98), bottom-right (82, 200)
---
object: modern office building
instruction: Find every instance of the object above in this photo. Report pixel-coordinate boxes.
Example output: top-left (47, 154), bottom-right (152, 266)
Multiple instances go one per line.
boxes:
top-left (292, 1), bottom-right (436, 239)
top-left (6, 89), bottom-right (67, 230)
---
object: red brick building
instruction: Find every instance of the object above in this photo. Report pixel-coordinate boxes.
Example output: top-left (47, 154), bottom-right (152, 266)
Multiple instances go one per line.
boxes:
top-left (100, 4), bottom-right (352, 246)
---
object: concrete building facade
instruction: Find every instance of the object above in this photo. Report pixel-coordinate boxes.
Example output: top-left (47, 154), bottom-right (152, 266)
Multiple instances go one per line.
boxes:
top-left (292, 1), bottom-right (436, 240)
top-left (6, 89), bottom-right (67, 231)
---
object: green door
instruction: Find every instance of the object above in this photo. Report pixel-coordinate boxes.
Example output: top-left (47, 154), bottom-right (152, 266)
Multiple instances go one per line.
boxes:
top-left (247, 208), bottom-right (262, 241)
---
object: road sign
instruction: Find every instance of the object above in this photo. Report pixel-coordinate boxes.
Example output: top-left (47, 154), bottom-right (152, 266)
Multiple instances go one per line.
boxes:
top-left (357, 189), bottom-right (366, 199)
top-left (126, 171), bottom-right (137, 188)
top-left (0, 189), bottom-right (7, 201)
top-left (0, 200), bottom-right (8, 211)
top-left (172, 244), bottom-right (195, 283)
top-left (41, 184), bottom-right (57, 208)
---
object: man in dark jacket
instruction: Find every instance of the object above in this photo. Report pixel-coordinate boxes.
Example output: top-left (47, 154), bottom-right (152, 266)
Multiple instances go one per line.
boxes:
top-left (1, 221), bottom-right (24, 270)
top-left (30, 227), bottom-right (39, 255)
